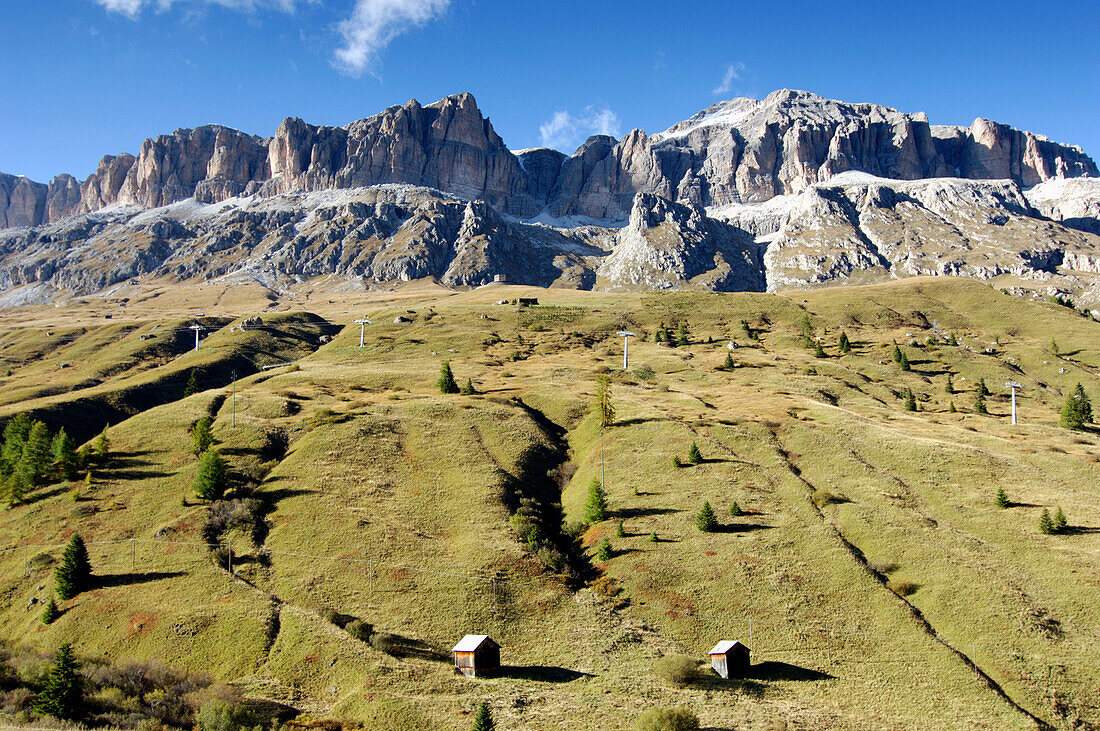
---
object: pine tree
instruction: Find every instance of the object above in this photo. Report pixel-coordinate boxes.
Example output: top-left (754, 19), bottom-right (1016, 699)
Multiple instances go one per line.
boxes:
top-left (7, 462), bottom-right (32, 505)
top-left (51, 428), bottom-right (78, 481)
top-left (55, 534), bottom-right (92, 601)
top-left (1054, 507), bottom-right (1068, 533)
top-left (696, 501), bottom-right (718, 532)
top-left (898, 350), bottom-right (911, 372)
top-left (892, 343), bottom-right (903, 363)
top-left (33, 643), bottom-right (81, 720)
top-left (193, 451), bottom-right (228, 501)
top-left (648, 530), bottom-right (658, 542)
top-left (583, 477), bottom-right (608, 525)
top-left (76, 445), bottom-right (91, 472)
top-left (94, 427), bottom-right (109, 461)
top-left (595, 375), bottom-right (614, 428)
top-left (904, 389), bottom-right (917, 412)
top-left (729, 501), bottom-right (744, 517)
top-left (687, 442), bottom-right (702, 465)
top-left (995, 487), bottom-right (1010, 508)
top-left (838, 331), bottom-right (851, 354)
top-left (615, 520), bottom-right (625, 538)
top-left (974, 391), bottom-right (988, 415)
top-left (470, 701), bottom-right (494, 731)
top-left (949, 401), bottom-right (957, 413)
top-left (978, 378), bottom-right (990, 397)
top-left (654, 327), bottom-right (665, 344)
top-left (947, 333), bottom-right (958, 346)
top-left (191, 416), bottom-right (215, 456)
top-left (22, 421), bottom-right (52, 485)
top-left (945, 374), bottom-right (955, 394)
top-left (462, 378), bottom-right (476, 395)
top-left (41, 597), bottom-right (60, 625)
top-left (1050, 339), bottom-right (1059, 355)
top-left (721, 352), bottom-right (735, 371)
top-left (0, 413), bottom-right (31, 475)
top-left (1060, 383), bottom-right (1093, 430)
top-left (183, 369), bottom-right (201, 397)
top-left (437, 362), bottom-right (459, 394)
top-left (595, 537), bottom-right (612, 562)
top-left (676, 322), bottom-right (689, 347)
top-left (1039, 508), bottom-right (1055, 535)
top-left (814, 341), bottom-right (826, 358)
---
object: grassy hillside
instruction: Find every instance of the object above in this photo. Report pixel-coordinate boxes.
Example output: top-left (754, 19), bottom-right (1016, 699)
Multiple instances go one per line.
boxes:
top-left (0, 277), bottom-right (1095, 729)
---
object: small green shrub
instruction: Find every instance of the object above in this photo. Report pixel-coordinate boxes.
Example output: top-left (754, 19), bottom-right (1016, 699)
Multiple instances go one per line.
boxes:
top-left (345, 619), bottom-right (373, 642)
top-left (653, 655), bottom-right (699, 687)
top-left (729, 501), bottom-right (744, 517)
top-left (635, 707), bottom-right (700, 731)
top-left (887, 579), bottom-right (919, 597)
top-left (995, 488), bottom-right (1010, 508)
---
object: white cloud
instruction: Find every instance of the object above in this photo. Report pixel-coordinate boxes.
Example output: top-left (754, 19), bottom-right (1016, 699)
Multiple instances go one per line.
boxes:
top-left (94, 0), bottom-right (300, 20)
top-left (712, 62), bottom-right (745, 95)
top-left (333, 0), bottom-right (450, 76)
top-left (539, 106), bottom-right (621, 152)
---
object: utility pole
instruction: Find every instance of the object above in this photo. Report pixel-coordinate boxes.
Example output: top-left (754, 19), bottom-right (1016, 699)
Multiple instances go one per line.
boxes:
top-left (1006, 381), bottom-right (1021, 425)
top-left (190, 323), bottom-right (204, 351)
top-left (616, 330), bottom-right (636, 370)
top-left (353, 318), bottom-right (372, 348)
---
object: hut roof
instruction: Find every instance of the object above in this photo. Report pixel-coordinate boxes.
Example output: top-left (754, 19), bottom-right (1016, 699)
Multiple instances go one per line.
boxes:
top-left (709, 640), bottom-right (749, 655)
top-left (452, 634), bottom-right (494, 652)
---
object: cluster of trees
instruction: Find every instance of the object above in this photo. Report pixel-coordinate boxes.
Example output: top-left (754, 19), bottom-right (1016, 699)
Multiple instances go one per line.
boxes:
top-left (438, 362), bottom-right (476, 395)
top-left (892, 343), bottom-right (911, 372)
top-left (189, 417), bottom-right (228, 501)
top-left (0, 415), bottom-right (107, 505)
top-left (1039, 507), bottom-right (1070, 535)
top-left (655, 323), bottom-right (690, 347)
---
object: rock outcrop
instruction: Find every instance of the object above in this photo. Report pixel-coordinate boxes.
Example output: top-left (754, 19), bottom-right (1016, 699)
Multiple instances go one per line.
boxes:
top-left (3, 89), bottom-right (1095, 230)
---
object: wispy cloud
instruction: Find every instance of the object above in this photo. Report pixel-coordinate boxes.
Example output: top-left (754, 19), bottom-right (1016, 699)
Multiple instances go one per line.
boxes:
top-left (94, 0), bottom-right (300, 18)
top-left (333, 0), bottom-right (450, 76)
top-left (712, 62), bottom-right (746, 95)
top-left (539, 106), bottom-right (621, 152)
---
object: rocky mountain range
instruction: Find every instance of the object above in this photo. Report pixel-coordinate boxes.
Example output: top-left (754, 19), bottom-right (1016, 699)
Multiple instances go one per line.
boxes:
top-left (1, 89), bottom-right (1099, 303)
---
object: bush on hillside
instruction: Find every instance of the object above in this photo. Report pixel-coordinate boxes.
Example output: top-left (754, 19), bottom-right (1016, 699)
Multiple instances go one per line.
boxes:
top-left (635, 707), bottom-right (700, 731)
top-left (654, 655), bottom-right (699, 687)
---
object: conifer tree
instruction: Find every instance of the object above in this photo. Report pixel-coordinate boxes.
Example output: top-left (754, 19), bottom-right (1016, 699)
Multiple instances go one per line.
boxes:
top-left (892, 343), bottom-right (903, 363)
top-left (41, 597), bottom-right (60, 625)
top-left (33, 643), bottom-right (81, 720)
top-left (437, 361), bottom-right (459, 394)
top-left (76, 445), bottom-right (91, 472)
top-left (582, 477), bottom-right (608, 525)
top-left (648, 530), bottom-right (658, 542)
top-left (94, 427), bottom-right (109, 461)
top-left (898, 350), bottom-right (911, 372)
top-left (687, 442), bottom-right (703, 464)
top-left (948, 333), bottom-right (958, 346)
top-left (615, 520), bottom-right (625, 538)
top-left (183, 369), bottom-right (201, 397)
top-left (193, 450), bottom-right (228, 501)
top-left (1060, 383), bottom-right (1093, 430)
top-left (1054, 507), bottom-right (1068, 532)
top-left (978, 378), bottom-right (990, 397)
top-left (191, 416), bottom-right (215, 456)
top-left (462, 378), bottom-right (476, 395)
top-left (721, 352), bottom-right (735, 370)
top-left (974, 391), bottom-right (988, 415)
top-left (1039, 508), bottom-right (1055, 535)
top-left (55, 534), bottom-right (92, 600)
top-left (676, 322), bottom-right (689, 347)
top-left (814, 341), bottom-right (826, 358)
top-left (0, 413), bottom-right (31, 475)
top-left (470, 701), bottom-right (494, 731)
top-left (23, 421), bottom-right (52, 484)
top-left (904, 389), bottom-right (917, 412)
top-left (729, 501), bottom-right (744, 517)
top-left (595, 375), bottom-right (614, 428)
top-left (596, 537), bottom-right (612, 563)
top-left (838, 331), bottom-right (851, 354)
top-left (995, 487), bottom-right (1010, 509)
top-left (949, 401), bottom-right (957, 413)
top-left (696, 501), bottom-right (718, 532)
top-left (51, 428), bottom-right (78, 481)
top-left (945, 373), bottom-right (955, 394)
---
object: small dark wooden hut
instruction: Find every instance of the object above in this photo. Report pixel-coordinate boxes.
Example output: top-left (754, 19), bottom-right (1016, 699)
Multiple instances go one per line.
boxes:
top-left (452, 635), bottom-right (500, 678)
top-left (708, 640), bottom-right (750, 679)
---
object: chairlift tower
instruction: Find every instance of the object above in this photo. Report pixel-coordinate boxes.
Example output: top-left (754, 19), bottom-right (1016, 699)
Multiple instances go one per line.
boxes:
top-left (1006, 381), bottom-right (1022, 425)
top-left (189, 323), bottom-right (205, 351)
top-left (616, 330), bottom-right (636, 370)
top-left (353, 318), bottom-right (372, 348)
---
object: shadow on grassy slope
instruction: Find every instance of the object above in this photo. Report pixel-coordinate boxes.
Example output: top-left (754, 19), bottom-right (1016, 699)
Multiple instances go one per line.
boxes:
top-left (95, 571), bottom-right (186, 589)
top-left (497, 665), bottom-right (593, 683)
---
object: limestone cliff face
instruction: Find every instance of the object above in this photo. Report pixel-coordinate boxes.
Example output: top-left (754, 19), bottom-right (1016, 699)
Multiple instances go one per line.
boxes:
top-left (4, 89), bottom-right (1094, 231)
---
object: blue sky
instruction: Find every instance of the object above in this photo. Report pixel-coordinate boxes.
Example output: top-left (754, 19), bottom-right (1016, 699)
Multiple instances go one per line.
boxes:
top-left (2, 1), bottom-right (1099, 183)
